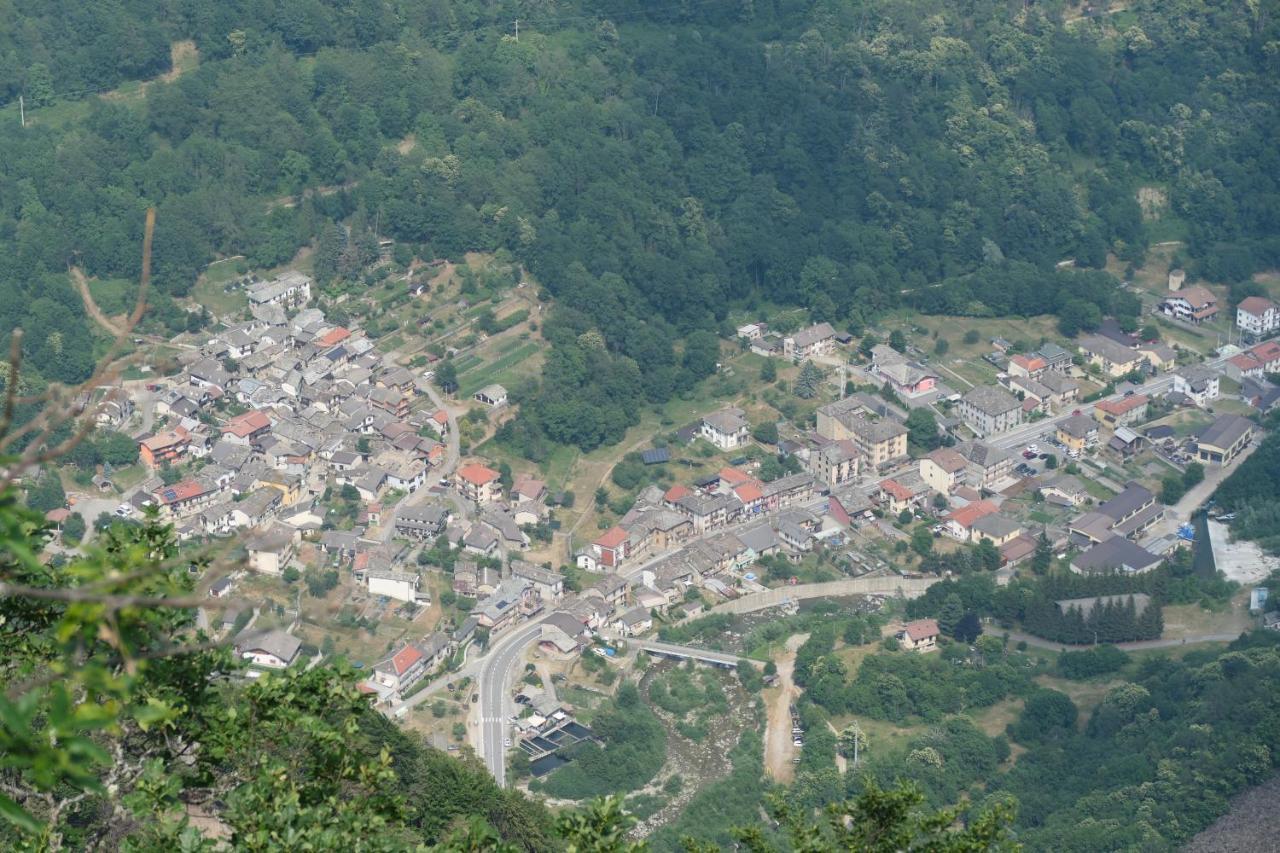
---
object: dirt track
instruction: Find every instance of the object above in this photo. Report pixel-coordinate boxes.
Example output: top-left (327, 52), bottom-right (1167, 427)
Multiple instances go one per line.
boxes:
top-left (764, 633), bottom-right (807, 783)
top-left (69, 267), bottom-right (124, 336)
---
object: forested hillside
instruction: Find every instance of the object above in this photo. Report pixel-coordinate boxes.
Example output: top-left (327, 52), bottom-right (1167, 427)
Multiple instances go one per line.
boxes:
top-left (2, 0), bottom-right (1277, 440)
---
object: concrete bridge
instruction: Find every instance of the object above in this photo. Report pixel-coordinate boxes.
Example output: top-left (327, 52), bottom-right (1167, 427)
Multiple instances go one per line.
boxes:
top-left (632, 639), bottom-right (754, 668)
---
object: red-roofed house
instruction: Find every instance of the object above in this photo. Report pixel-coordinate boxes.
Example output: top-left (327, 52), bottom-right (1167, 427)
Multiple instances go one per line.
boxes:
top-left (878, 478), bottom-right (920, 515)
top-left (315, 326), bottom-right (352, 348)
top-left (45, 508), bottom-right (71, 525)
top-left (427, 409), bottom-right (450, 435)
top-left (718, 467), bottom-right (752, 487)
top-left (585, 526), bottom-right (630, 570)
top-left (1237, 296), bottom-right (1279, 338)
top-left (943, 500), bottom-right (998, 540)
top-left (1227, 353), bottom-right (1265, 381)
top-left (221, 410), bottom-right (272, 444)
top-left (1093, 394), bottom-right (1149, 429)
top-left (897, 619), bottom-right (940, 651)
top-left (734, 481), bottom-right (765, 514)
top-left (139, 426), bottom-right (191, 468)
top-left (1008, 354), bottom-right (1047, 379)
top-left (153, 479), bottom-right (216, 518)
top-left (371, 635), bottom-right (451, 696)
top-left (1161, 286), bottom-right (1219, 324)
top-left (663, 484), bottom-right (691, 506)
top-left (1251, 340), bottom-right (1280, 371)
top-left (455, 463), bottom-right (501, 504)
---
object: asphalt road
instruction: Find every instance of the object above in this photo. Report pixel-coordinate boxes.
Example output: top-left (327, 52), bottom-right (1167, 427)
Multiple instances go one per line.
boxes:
top-left (478, 617), bottom-right (549, 786)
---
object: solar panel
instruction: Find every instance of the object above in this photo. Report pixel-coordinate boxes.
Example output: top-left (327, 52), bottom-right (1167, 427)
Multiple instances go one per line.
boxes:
top-left (162, 489), bottom-right (177, 501)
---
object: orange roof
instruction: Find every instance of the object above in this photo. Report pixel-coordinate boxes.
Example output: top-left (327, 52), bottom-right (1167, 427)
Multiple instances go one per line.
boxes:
top-left (734, 482), bottom-right (764, 503)
top-left (595, 526), bottom-right (628, 549)
top-left (946, 500), bottom-right (998, 529)
top-left (718, 467), bottom-right (752, 485)
top-left (1229, 353), bottom-right (1262, 371)
top-left (140, 426), bottom-right (190, 451)
top-left (1096, 395), bottom-right (1149, 416)
top-left (1169, 286), bottom-right (1217, 309)
top-left (1251, 340), bottom-right (1280, 363)
top-left (903, 619), bottom-right (939, 641)
top-left (45, 508), bottom-right (71, 523)
top-left (1011, 354), bottom-right (1047, 372)
top-left (156, 479), bottom-right (209, 504)
top-left (222, 410), bottom-right (271, 437)
top-left (431, 409), bottom-right (449, 424)
top-left (879, 479), bottom-right (914, 502)
top-left (390, 643), bottom-right (425, 676)
top-left (457, 463), bottom-right (499, 486)
top-left (316, 326), bottom-right (352, 348)
top-left (664, 484), bottom-right (691, 502)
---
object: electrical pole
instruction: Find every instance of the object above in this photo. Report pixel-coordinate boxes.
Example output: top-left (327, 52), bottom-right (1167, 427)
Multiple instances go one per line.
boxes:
top-left (853, 720), bottom-right (861, 767)
top-left (19, 95), bottom-right (25, 128)
top-left (513, 19), bottom-right (519, 42)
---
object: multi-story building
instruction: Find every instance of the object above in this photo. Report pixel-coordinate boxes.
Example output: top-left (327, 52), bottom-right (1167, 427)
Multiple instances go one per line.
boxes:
top-left (918, 447), bottom-right (968, 495)
top-left (455, 463), bottom-right (502, 504)
top-left (1160, 285), bottom-right (1219, 324)
top-left (139, 426), bottom-right (191, 468)
top-left (1172, 366), bottom-right (1220, 407)
top-left (783, 322), bottom-right (836, 360)
top-left (958, 385), bottom-right (1023, 436)
top-left (1237, 295), bottom-right (1279, 339)
top-left (699, 407), bottom-right (750, 450)
top-left (1093, 395), bottom-right (1149, 430)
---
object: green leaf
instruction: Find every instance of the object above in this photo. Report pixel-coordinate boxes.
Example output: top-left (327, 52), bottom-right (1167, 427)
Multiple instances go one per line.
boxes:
top-left (0, 792), bottom-right (41, 834)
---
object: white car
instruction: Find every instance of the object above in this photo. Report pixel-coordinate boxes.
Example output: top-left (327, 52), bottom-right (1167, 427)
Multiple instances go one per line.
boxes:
top-left (1025, 443), bottom-right (1039, 454)
top-left (503, 737), bottom-right (512, 748)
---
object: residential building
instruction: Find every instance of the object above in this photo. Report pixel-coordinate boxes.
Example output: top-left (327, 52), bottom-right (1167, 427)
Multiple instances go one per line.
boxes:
top-left (1056, 414), bottom-right (1099, 457)
top-left (1070, 539), bottom-right (1163, 575)
top-left (474, 579), bottom-right (535, 632)
top-left (871, 345), bottom-right (936, 397)
top-left (1108, 426), bottom-right (1145, 459)
top-left (221, 410), bottom-right (272, 445)
top-left (393, 505), bottom-right (450, 540)
top-left (153, 479), bottom-right (217, 518)
top-left (1240, 377), bottom-right (1280, 413)
top-left (943, 500), bottom-right (998, 540)
top-left (1094, 395), bottom-right (1149, 430)
top-left (456, 463), bottom-right (502, 504)
top-left (247, 271), bottom-right (312, 310)
top-left (510, 560), bottom-right (565, 603)
top-left (970, 514), bottom-right (1022, 547)
top-left (1008, 354), bottom-right (1047, 379)
top-left (805, 439), bottom-right (860, 488)
top-left (372, 634), bottom-right (451, 695)
top-left (1038, 371), bottom-right (1081, 409)
top-left (613, 606), bottom-right (653, 637)
top-left (1039, 474), bottom-right (1088, 507)
top-left (139, 427), bottom-right (191, 468)
top-left (1237, 295), bottom-right (1280, 339)
top-left (958, 385), bottom-right (1022, 436)
top-left (919, 447), bottom-right (968, 495)
top-left (736, 322), bottom-right (766, 341)
top-left (699, 407), bottom-right (750, 450)
top-left (1137, 341), bottom-right (1177, 373)
top-left (236, 629), bottom-right (302, 669)
top-left (783, 322), bottom-right (836, 360)
top-left (367, 567), bottom-right (426, 604)
top-left (1160, 285), bottom-right (1219, 324)
top-left (1036, 342), bottom-right (1073, 372)
top-left (1172, 366), bottom-right (1220, 407)
top-left (474, 384), bottom-right (508, 407)
top-left (244, 523), bottom-right (299, 575)
top-left (817, 399), bottom-right (908, 468)
top-left (1195, 414), bottom-right (1254, 465)
top-left (582, 526), bottom-right (630, 570)
top-left (1078, 335), bottom-right (1144, 378)
top-left (897, 619), bottom-right (939, 652)
top-left (954, 441), bottom-right (1016, 490)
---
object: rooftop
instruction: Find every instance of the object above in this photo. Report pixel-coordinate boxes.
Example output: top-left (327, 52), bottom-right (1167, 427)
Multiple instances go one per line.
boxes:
top-left (1198, 414), bottom-right (1253, 449)
top-left (962, 385), bottom-right (1021, 416)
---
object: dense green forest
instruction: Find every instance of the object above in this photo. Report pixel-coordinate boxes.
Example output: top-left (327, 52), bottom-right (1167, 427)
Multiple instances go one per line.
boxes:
top-left (1214, 427), bottom-right (1280, 554)
top-left (2, 0), bottom-right (1278, 450)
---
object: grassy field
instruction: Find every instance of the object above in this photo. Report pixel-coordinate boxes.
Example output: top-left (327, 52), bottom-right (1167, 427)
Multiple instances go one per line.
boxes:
top-left (458, 340), bottom-right (543, 396)
top-left (192, 260), bottom-right (249, 316)
top-left (896, 313), bottom-right (1066, 390)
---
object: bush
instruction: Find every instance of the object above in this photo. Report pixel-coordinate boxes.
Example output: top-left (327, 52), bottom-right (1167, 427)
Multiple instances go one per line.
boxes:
top-left (1009, 689), bottom-right (1078, 744)
top-left (1058, 644), bottom-right (1129, 679)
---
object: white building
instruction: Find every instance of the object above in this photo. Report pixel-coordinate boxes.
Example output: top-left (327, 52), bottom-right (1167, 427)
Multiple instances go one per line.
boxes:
top-left (236, 629), bottom-right (302, 669)
top-left (1172, 365), bottom-right (1220, 407)
top-left (1237, 296), bottom-right (1279, 339)
top-left (248, 271), bottom-right (312, 310)
top-left (367, 568), bottom-right (427, 604)
top-left (699, 407), bottom-right (750, 450)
